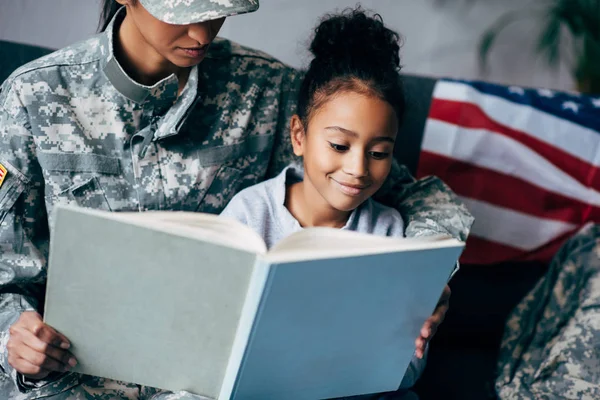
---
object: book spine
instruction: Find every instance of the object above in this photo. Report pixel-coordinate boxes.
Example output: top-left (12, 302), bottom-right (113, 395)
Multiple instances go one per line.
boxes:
top-left (217, 257), bottom-right (273, 400)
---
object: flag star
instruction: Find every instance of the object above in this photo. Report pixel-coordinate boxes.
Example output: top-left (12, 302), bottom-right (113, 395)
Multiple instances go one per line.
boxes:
top-left (591, 98), bottom-right (600, 108)
top-left (537, 89), bottom-right (555, 98)
top-left (508, 86), bottom-right (525, 95)
top-left (562, 101), bottom-right (580, 112)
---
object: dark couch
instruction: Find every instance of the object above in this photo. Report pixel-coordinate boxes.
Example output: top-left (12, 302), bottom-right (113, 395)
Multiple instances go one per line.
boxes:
top-left (0, 39), bottom-right (548, 400)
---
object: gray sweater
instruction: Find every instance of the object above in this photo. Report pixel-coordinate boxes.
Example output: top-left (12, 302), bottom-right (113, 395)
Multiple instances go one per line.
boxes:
top-left (221, 165), bottom-right (405, 249)
top-left (220, 165), bottom-right (426, 395)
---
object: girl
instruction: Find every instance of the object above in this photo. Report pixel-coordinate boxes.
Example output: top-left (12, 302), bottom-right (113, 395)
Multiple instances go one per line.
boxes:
top-left (0, 1), bottom-right (471, 399)
top-left (221, 8), bottom-right (445, 399)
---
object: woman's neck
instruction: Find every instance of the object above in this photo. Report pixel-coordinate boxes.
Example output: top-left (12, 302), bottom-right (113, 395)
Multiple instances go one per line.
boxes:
top-left (114, 13), bottom-right (190, 91)
top-left (285, 180), bottom-right (351, 229)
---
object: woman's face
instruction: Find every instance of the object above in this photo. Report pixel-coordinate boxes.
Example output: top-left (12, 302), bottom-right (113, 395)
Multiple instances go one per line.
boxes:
top-left (291, 91), bottom-right (398, 213)
top-left (117, 0), bottom-right (225, 68)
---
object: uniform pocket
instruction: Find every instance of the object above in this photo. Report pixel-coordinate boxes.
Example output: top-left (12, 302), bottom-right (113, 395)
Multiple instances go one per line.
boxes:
top-left (38, 152), bottom-right (121, 175)
top-left (39, 152), bottom-right (121, 211)
top-left (195, 134), bottom-right (273, 167)
top-left (177, 135), bottom-right (272, 213)
top-left (197, 166), bottom-right (243, 214)
top-left (196, 135), bottom-right (273, 211)
top-left (56, 176), bottom-right (113, 211)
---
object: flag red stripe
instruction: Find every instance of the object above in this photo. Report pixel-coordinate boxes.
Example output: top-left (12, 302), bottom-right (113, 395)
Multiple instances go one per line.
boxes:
top-left (418, 152), bottom-right (600, 224)
top-left (460, 233), bottom-right (570, 265)
top-left (428, 99), bottom-right (600, 189)
top-left (460, 235), bottom-right (526, 264)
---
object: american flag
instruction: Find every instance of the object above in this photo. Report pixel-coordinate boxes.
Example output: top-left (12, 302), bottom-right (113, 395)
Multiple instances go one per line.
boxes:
top-left (417, 79), bottom-right (600, 265)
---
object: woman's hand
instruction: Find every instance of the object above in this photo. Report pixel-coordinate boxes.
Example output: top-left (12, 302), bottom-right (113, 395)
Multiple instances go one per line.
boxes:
top-left (415, 285), bottom-right (451, 359)
top-left (7, 311), bottom-right (77, 379)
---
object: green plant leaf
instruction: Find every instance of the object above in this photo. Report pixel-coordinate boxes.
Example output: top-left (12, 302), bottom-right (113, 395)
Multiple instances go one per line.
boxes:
top-left (477, 8), bottom-right (542, 72)
top-left (536, 10), bottom-right (562, 67)
top-left (473, 0), bottom-right (600, 92)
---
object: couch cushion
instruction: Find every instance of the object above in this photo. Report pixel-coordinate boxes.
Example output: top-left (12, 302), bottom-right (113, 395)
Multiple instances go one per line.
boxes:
top-left (395, 74), bottom-right (436, 175)
top-left (433, 262), bottom-right (548, 348)
top-left (414, 346), bottom-right (499, 400)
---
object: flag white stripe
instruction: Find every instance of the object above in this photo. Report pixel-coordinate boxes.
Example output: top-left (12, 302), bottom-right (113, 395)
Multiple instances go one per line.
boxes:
top-left (422, 119), bottom-right (600, 206)
top-left (460, 197), bottom-right (577, 250)
top-left (433, 81), bottom-right (600, 167)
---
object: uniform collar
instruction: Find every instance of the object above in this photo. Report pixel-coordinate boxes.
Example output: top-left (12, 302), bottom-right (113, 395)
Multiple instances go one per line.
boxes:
top-left (100, 6), bottom-right (200, 140)
top-left (100, 6), bottom-right (197, 108)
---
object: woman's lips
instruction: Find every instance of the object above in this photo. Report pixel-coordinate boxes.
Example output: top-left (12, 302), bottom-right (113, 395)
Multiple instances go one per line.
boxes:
top-left (179, 46), bottom-right (207, 59)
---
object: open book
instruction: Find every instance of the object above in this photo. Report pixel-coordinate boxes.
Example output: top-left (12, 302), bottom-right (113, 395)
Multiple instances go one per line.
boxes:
top-left (45, 205), bottom-right (464, 400)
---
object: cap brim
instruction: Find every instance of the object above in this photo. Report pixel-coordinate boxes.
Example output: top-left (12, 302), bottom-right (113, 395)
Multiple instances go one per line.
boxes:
top-left (140, 0), bottom-right (259, 25)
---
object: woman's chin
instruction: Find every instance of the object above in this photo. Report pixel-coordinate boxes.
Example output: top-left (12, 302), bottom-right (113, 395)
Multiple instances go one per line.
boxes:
top-left (170, 54), bottom-right (207, 68)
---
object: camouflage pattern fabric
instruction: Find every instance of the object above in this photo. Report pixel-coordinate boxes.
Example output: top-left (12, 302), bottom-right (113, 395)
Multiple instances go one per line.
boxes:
top-left (0, 7), bottom-right (473, 400)
top-left (0, 374), bottom-right (211, 399)
top-left (496, 223), bottom-right (600, 400)
top-left (139, 0), bottom-right (259, 25)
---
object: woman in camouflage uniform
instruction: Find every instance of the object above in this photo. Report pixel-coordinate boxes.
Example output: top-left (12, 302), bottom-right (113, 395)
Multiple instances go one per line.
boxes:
top-left (0, 1), bottom-right (472, 399)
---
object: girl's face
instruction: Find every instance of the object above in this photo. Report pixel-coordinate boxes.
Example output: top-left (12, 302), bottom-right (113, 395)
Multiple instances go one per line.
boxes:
top-left (291, 91), bottom-right (398, 213)
top-left (117, 0), bottom-right (225, 68)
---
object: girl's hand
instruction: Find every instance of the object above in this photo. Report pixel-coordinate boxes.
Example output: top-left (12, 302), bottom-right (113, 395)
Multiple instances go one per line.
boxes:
top-left (415, 285), bottom-right (451, 359)
top-left (7, 311), bottom-right (77, 379)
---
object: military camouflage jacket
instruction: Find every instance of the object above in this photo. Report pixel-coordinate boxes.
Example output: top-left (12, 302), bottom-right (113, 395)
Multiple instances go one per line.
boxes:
top-left (0, 9), bottom-right (473, 398)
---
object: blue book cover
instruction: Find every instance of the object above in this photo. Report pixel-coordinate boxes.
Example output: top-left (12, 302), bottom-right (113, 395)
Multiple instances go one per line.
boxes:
top-left (227, 231), bottom-right (463, 400)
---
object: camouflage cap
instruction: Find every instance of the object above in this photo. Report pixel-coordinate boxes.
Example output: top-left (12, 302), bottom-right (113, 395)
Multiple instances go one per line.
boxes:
top-left (138, 0), bottom-right (259, 25)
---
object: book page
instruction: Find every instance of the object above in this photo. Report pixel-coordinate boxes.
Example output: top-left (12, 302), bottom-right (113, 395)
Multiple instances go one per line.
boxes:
top-left (45, 205), bottom-right (265, 397)
top-left (72, 207), bottom-right (268, 254)
top-left (266, 227), bottom-right (461, 263)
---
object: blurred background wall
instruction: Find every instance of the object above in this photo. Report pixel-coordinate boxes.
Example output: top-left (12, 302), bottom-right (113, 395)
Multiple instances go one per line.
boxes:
top-left (0, 0), bottom-right (574, 91)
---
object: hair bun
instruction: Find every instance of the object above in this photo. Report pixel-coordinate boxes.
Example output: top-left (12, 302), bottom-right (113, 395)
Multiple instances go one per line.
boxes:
top-left (310, 7), bottom-right (401, 70)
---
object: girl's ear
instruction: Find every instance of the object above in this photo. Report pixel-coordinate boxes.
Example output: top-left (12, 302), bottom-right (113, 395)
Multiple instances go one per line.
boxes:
top-left (290, 115), bottom-right (306, 157)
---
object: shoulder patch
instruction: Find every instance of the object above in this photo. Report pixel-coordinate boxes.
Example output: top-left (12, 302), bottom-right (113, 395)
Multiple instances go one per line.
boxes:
top-left (0, 163), bottom-right (7, 188)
